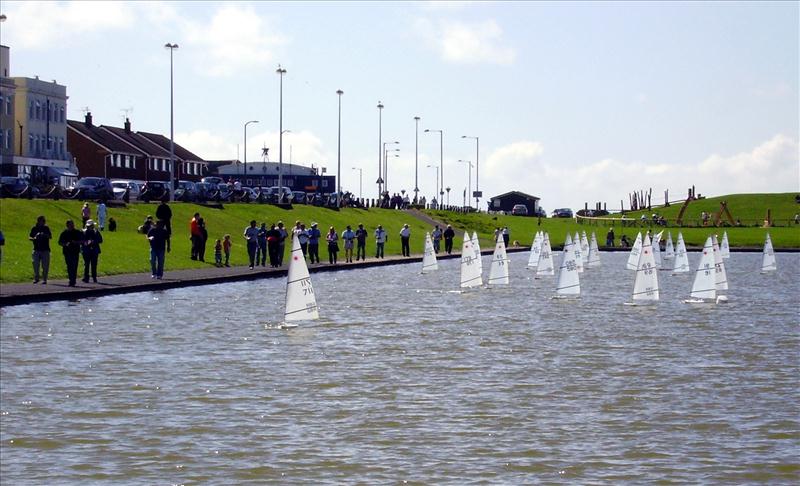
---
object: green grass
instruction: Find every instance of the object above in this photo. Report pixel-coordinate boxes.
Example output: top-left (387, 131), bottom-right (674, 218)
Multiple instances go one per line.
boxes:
top-left (1, 195), bottom-right (797, 283)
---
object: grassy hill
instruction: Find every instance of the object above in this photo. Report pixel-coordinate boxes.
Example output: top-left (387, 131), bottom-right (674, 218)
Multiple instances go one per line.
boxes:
top-left (0, 195), bottom-right (797, 283)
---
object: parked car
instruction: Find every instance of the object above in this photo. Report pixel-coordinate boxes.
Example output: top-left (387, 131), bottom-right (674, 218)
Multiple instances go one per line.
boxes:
top-left (175, 180), bottom-right (198, 202)
top-left (71, 177), bottom-right (114, 200)
top-left (511, 204), bottom-right (529, 216)
top-left (139, 180), bottom-right (171, 202)
top-left (292, 190), bottom-right (307, 204)
top-left (195, 182), bottom-right (220, 201)
top-left (201, 176), bottom-right (225, 185)
top-left (269, 186), bottom-right (293, 203)
top-left (534, 207), bottom-right (547, 218)
top-left (0, 176), bottom-right (40, 198)
top-left (552, 208), bottom-right (574, 218)
top-left (111, 180), bottom-right (141, 200)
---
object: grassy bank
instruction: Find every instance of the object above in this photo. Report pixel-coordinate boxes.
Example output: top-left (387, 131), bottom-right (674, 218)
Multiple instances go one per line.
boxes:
top-left (1, 197), bottom-right (798, 283)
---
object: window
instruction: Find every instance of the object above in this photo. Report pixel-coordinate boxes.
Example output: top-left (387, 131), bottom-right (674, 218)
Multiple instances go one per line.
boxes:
top-left (29, 101), bottom-right (34, 118)
top-left (60, 106), bottom-right (65, 123)
top-left (47, 136), bottom-right (53, 150)
top-left (5, 96), bottom-right (10, 115)
top-left (59, 138), bottom-right (64, 155)
top-left (28, 135), bottom-right (33, 152)
top-left (35, 101), bottom-right (41, 120)
top-left (322, 179), bottom-right (329, 188)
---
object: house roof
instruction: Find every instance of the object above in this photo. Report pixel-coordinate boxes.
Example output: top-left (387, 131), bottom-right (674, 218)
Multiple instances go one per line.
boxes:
top-left (491, 190), bottom-right (540, 201)
top-left (138, 131), bottom-right (205, 162)
top-left (101, 125), bottom-right (173, 158)
top-left (67, 120), bottom-right (144, 155)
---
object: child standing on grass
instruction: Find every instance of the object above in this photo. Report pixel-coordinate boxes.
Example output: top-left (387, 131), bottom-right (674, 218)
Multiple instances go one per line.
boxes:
top-left (214, 238), bottom-right (223, 267)
top-left (223, 234), bottom-right (232, 267)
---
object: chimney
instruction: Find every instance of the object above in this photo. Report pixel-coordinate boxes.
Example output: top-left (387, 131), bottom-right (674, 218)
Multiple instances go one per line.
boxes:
top-left (85, 112), bottom-right (93, 127)
top-left (124, 118), bottom-right (131, 134)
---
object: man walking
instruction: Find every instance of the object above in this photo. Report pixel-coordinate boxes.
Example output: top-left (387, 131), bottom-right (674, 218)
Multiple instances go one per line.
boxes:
top-left (399, 224), bottom-right (411, 257)
top-left (308, 222), bottom-right (321, 264)
top-left (443, 224), bottom-right (455, 254)
top-left (58, 219), bottom-right (84, 286)
top-left (156, 198), bottom-right (172, 252)
top-left (355, 223), bottom-right (368, 261)
top-left (29, 215), bottom-right (52, 284)
top-left (431, 225), bottom-right (442, 253)
top-left (147, 219), bottom-right (169, 279)
top-left (276, 221), bottom-right (288, 266)
top-left (375, 224), bottom-right (387, 258)
top-left (190, 212), bottom-right (202, 260)
top-left (243, 220), bottom-right (260, 269)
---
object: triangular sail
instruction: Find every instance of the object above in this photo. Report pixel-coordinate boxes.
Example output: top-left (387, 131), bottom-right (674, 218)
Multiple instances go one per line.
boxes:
top-left (471, 231), bottom-right (483, 275)
top-left (527, 232), bottom-right (543, 268)
top-left (664, 232), bottom-right (674, 259)
top-left (284, 234), bottom-right (319, 322)
top-left (587, 231), bottom-right (601, 267)
top-left (488, 235), bottom-right (510, 285)
top-left (720, 231), bottom-right (730, 259)
top-left (711, 235), bottom-right (728, 291)
top-left (761, 233), bottom-right (776, 272)
top-left (573, 232), bottom-right (584, 273)
top-left (421, 232), bottom-right (438, 274)
top-left (580, 231), bottom-right (590, 264)
top-left (555, 234), bottom-right (580, 296)
top-left (460, 231), bottom-right (483, 288)
top-left (632, 234), bottom-right (659, 301)
top-left (537, 233), bottom-right (555, 276)
top-left (689, 236), bottom-right (716, 300)
top-left (652, 231), bottom-right (663, 268)
top-left (672, 232), bottom-right (690, 273)
top-left (626, 232), bottom-right (643, 270)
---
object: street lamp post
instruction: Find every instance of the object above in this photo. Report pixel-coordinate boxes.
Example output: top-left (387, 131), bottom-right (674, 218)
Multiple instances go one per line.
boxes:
top-left (446, 187), bottom-right (451, 206)
top-left (457, 159), bottom-right (473, 209)
top-left (165, 42), bottom-right (178, 201)
top-left (351, 167), bottom-right (362, 200)
top-left (427, 164), bottom-right (439, 208)
top-left (424, 128), bottom-right (443, 205)
top-left (376, 101), bottom-right (384, 198)
top-left (413, 116), bottom-right (420, 203)
top-left (382, 141), bottom-right (399, 194)
top-left (461, 135), bottom-right (479, 210)
top-left (243, 120), bottom-right (259, 181)
top-left (276, 65), bottom-right (287, 202)
top-left (336, 89), bottom-right (343, 208)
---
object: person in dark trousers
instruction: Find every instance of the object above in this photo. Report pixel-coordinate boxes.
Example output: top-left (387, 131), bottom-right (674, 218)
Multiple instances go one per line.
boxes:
top-left (147, 219), bottom-right (169, 279)
top-left (266, 223), bottom-right (282, 268)
top-left (276, 221), bottom-right (288, 266)
top-left (256, 223), bottom-right (268, 267)
top-left (326, 226), bottom-right (339, 264)
top-left (197, 218), bottom-right (208, 262)
top-left (307, 223), bottom-right (321, 264)
top-left (29, 215), bottom-right (52, 284)
top-left (502, 227), bottom-right (510, 247)
top-left (156, 198), bottom-right (172, 252)
top-left (374, 225), bottom-right (387, 258)
top-left (399, 224), bottom-right (411, 257)
top-left (355, 223), bottom-right (368, 261)
top-left (81, 219), bottom-right (103, 283)
top-left (189, 212), bottom-right (201, 260)
top-left (606, 228), bottom-right (615, 247)
top-left (243, 220), bottom-right (260, 269)
top-left (58, 219), bottom-right (84, 286)
top-left (443, 224), bottom-right (456, 254)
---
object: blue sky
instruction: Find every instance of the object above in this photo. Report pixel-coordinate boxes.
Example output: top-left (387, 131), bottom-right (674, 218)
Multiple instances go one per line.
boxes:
top-left (2, 1), bottom-right (797, 211)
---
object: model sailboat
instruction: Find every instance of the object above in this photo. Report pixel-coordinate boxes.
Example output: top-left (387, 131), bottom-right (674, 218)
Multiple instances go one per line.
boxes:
top-left (586, 232), bottom-right (601, 268)
top-left (671, 232), bottom-right (690, 274)
top-left (627, 234), bottom-right (659, 304)
top-left (421, 232), bottom-right (438, 274)
top-left (626, 232), bottom-right (643, 270)
top-left (284, 234), bottom-right (319, 325)
top-left (683, 236), bottom-right (716, 304)
top-left (536, 232), bottom-right (555, 277)
top-left (761, 233), bottom-right (776, 273)
top-left (554, 233), bottom-right (580, 298)
top-left (460, 231), bottom-right (483, 288)
top-left (527, 231), bottom-right (543, 269)
top-left (488, 234), bottom-right (510, 285)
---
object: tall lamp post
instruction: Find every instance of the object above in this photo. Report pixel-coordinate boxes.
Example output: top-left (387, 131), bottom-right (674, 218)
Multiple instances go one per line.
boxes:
top-left (424, 128), bottom-right (443, 207)
top-left (383, 141), bottom-right (399, 194)
top-left (243, 120), bottom-right (259, 180)
top-left (276, 65), bottom-right (287, 202)
top-left (165, 42), bottom-right (178, 201)
top-left (427, 164), bottom-right (439, 208)
top-left (376, 101), bottom-right (384, 198)
top-left (461, 135), bottom-right (479, 210)
top-left (336, 89), bottom-right (343, 207)
top-left (413, 116), bottom-right (420, 203)
top-left (351, 167), bottom-right (362, 200)
top-left (457, 159), bottom-right (473, 209)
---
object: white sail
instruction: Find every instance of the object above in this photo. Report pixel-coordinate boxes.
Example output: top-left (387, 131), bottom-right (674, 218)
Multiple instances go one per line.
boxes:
top-left (580, 231), bottom-right (590, 264)
top-left (421, 232), bottom-right (438, 274)
top-left (652, 231), bottom-right (663, 268)
top-left (586, 232), bottom-right (601, 268)
top-left (672, 232), bottom-right (690, 273)
top-left (537, 233), bottom-right (556, 276)
top-left (471, 231), bottom-right (483, 275)
top-left (761, 233), bottom-right (777, 272)
top-left (488, 235), bottom-right (510, 285)
top-left (632, 234), bottom-right (659, 301)
top-left (627, 232), bottom-right (643, 270)
top-left (664, 232), bottom-right (674, 259)
top-left (711, 235), bottom-right (728, 291)
top-left (284, 234), bottom-right (319, 323)
top-left (688, 236), bottom-right (716, 300)
top-left (460, 231), bottom-right (483, 288)
top-left (527, 232), bottom-right (543, 268)
top-left (573, 232), bottom-right (584, 273)
top-left (555, 234), bottom-right (580, 296)
top-left (720, 231), bottom-right (731, 259)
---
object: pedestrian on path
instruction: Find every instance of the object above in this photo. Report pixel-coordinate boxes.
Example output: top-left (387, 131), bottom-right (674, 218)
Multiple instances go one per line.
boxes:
top-left (147, 219), bottom-right (169, 279)
top-left (400, 224), bottom-right (411, 257)
top-left (190, 212), bottom-right (202, 260)
top-left (223, 234), bottom-right (232, 267)
top-left (308, 222), bottom-right (321, 264)
top-left (58, 219), bottom-right (84, 286)
top-left (81, 220), bottom-right (103, 283)
top-left (355, 223), bottom-right (368, 261)
top-left (257, 223), bottom-right (268, 267)
top-left (277, 221), bottom-right (288, 266)
top-left (342, 225), bottom-right (355, 263)
top-left (327, 226), bottom-right (339, 264)
top-left (81, 203), bottom-right (91, 227)
top-left (375, 225), bottom-right (387, 258)
top-left (266, 223), bottom-right (281, 268)
top-left (432, 225), bottom-right (442, 253)
top-left (243, 220), bottom-right (259, 269)
top-left (156, 199), bottom-right (172, 252)
top-left (443, 224), bottom-right (455, 254)
top-left (29, 215), bottom-right (51, 284)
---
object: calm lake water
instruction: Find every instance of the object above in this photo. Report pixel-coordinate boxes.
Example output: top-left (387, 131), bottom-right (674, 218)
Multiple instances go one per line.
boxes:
top-left (2, 251), bottom-right (798, 484)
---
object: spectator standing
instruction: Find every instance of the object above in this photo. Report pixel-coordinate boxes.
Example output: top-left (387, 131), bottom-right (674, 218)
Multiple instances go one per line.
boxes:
top-left (606, 228), bottom-right (615, 247)
top-left (214, 239), bottom-right (223, 267)
top-left (443, 224), bottom-right (455, 254)
top-left (190, 212), bottom-right (201, 260)
top-left (342, 225), bottom-right (355, 263)
top-left (29, 215), bottom-right (52, 284)
top-left (222, 234), bottom-right (232, 267)
top-left (266, 224), bottom-right (281, 268)
top-left (326, 226), bottom-right (340, 264)
top-left (399, 224), bottom-right (411, 257)
top-left (257, 223), bottom-right (268, 267)
top-left (355, 223), bottom-right (368, 261)
top-left (308, 223), bottom-right (321, 264)
top-left (375, 225), bottom-right (387, 258)
top-left (297, 223), bottom-right (310, 258)
top-left (97, 201), bottom-right (107, 231)
top-left (198, 218), bottom-right (208, 262)
top-left (58, 219), bottom-right (84, 286)
top-left (81, 203), bottom-right (91, 226)
top-left (243, 220), bottom-right (259, 269)
top-left (502, 227), bottom-right (510, 247)
top-left (147, 219), bottom-right (169, 279)
top-left (277, 221), bottom-right (288, 266)
top-left (431, 225), bottom-right (442, 253)
top-left (156, 199), bottom-right (173, 251)
top-left (81, 219), bottom-right (103, 283)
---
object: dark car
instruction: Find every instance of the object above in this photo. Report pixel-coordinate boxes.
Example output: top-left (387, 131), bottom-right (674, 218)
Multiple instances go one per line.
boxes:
top-left (511, 204), bottom-right (529, 216)
top-left (71, 177), bottom-right (114, 200)
top-left (0, 176), bottom-right (40, 198)
top-left (175, 180), bottom-right (198, 202)
top-left (552, 208), bottom-right (573, 218)
top-left (139, 180), bottom-right (171, 202)
top-left (201, 176), bottom-right (225, 185)
top-left (292, 190), bottom-right (307, 204)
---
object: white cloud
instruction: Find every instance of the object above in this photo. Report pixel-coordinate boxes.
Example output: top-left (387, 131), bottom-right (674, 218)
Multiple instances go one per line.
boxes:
top-left (415, 18), bottom-right (516, 65)
top-left (176, 130), bottom-right (236, 161)
top-left (2, 1), bottom-right (135, 49)
top-left (245, 130), bottom-right (328, 167)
